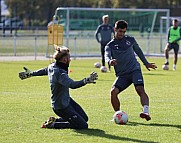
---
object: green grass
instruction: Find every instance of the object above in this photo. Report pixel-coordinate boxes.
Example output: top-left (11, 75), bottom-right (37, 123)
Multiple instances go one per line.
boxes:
top-left (0, 58), bottom-right (181, 143)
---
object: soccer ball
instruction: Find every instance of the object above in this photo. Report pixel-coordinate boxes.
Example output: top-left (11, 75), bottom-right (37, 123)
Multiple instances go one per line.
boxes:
top-left (162, 64), bottom-right (169, 70)
top-left (113, 111), bottom-right (128, 125)
top-left (94, 62), bottom-right (101, 68)
top-left (100, 66), bottom-right (107, 72)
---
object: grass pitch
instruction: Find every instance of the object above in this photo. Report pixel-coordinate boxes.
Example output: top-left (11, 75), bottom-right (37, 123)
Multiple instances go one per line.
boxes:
top-left (0, 57), bottom-right (181, 143)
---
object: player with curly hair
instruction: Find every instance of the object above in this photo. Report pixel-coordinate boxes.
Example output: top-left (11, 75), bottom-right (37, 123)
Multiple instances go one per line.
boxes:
top-left (19, 45), bottom-right (98, 129)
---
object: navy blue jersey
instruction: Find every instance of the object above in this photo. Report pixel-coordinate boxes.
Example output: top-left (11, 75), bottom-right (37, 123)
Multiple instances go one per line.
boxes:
top-left (105, 35), bottom-right (149, 76)
top-left (95, 24), bottom-right (114, 45)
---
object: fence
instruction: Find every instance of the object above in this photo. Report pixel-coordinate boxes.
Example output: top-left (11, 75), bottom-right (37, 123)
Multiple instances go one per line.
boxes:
top-left (0, 30), bottom-right (167, 60)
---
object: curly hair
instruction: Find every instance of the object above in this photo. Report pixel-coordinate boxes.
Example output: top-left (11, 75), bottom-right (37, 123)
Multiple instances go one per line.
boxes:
top-left (53, 44), bottom-right (69, 61)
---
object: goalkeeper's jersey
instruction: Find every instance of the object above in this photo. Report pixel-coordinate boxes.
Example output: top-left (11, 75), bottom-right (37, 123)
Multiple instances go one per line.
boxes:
top-left (48, 62), bottom-right (85, 109)
top-left (105, 35), bottom-right (149, 76)
top-left (31, 62), bottom-right (86, 110)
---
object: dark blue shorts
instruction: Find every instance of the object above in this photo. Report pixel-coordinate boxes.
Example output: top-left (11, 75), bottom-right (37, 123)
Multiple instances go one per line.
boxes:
top-left (113, 70), bottom-right (144, 92)
top-left (167, 43), bottom-right (179, 54)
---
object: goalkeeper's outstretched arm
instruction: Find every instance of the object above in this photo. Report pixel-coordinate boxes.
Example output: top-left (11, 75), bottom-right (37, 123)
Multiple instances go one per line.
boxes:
top-left (31, 67), bottom-right (48, 76)
top-left (19, 67), bottom-right (48, 80)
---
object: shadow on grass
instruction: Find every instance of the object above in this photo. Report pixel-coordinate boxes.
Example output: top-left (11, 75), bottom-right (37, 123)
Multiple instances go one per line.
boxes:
top-left (75, 128), bottom-right (158, 143)
top-left (143, 73), bottom-right (166, 76)
top-left (128, 121), bottom-right (181, 130)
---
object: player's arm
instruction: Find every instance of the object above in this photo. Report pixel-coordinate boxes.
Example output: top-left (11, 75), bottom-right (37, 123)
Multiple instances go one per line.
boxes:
top-left (173, 28), bottom-right (181, 42)
top-left (31, 67), bottom-right (48, 76)
top-left (173, 37), bottom-right (181, 43)
top-left (95, 26), bottom-right (101, 43)
top-left (105, 44), bottom-right (117, 66)
top-left (133, 42), bottom-right (148, 65)
top-left (57, 71), bottom-right (98, 89)
top-left (167, 29), bottom-right (171, 43)
top-left (19, 67), bottom-right (48, 80)
top-left (133, 41), bottom-right (157, 70)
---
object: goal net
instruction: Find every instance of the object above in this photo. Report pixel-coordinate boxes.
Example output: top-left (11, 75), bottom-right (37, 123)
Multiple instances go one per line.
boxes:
top-left (53, 7), bottom-right (170, 58)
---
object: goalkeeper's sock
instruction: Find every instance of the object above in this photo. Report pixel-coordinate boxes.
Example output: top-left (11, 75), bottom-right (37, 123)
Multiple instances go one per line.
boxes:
top-left (143, 105), bottom-right (149, 114)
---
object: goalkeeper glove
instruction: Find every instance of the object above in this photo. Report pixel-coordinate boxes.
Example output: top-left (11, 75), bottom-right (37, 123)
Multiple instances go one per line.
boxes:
top-left (19, 67), bottom-right (32, 80)
top-left (84, 71), bottom-right (98, 84)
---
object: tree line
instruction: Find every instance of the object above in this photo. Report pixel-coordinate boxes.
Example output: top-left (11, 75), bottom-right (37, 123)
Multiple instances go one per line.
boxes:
top-left (3, 0), bottom-right (181, 26)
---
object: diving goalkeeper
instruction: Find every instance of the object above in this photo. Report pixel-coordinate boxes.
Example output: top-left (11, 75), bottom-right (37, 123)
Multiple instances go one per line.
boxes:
top-left (19, 45), bottom-right (98, 129)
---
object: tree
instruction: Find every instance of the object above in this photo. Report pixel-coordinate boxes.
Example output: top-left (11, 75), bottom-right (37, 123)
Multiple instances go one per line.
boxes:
top-left (4, 0), bottom-right (181, 26)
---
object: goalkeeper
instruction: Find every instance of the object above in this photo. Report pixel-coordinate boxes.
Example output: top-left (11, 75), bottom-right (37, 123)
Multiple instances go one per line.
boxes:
top-left (19, 45), bottom-right (98, 129)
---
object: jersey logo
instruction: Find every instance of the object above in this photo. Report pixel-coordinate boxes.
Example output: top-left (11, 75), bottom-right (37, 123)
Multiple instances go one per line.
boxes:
top-left (126, 40), bottom-right (131, 46)
top-left (107, 27), bottom-right (110, 30)
top-left (114, 44), bottom-right (119, 49)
